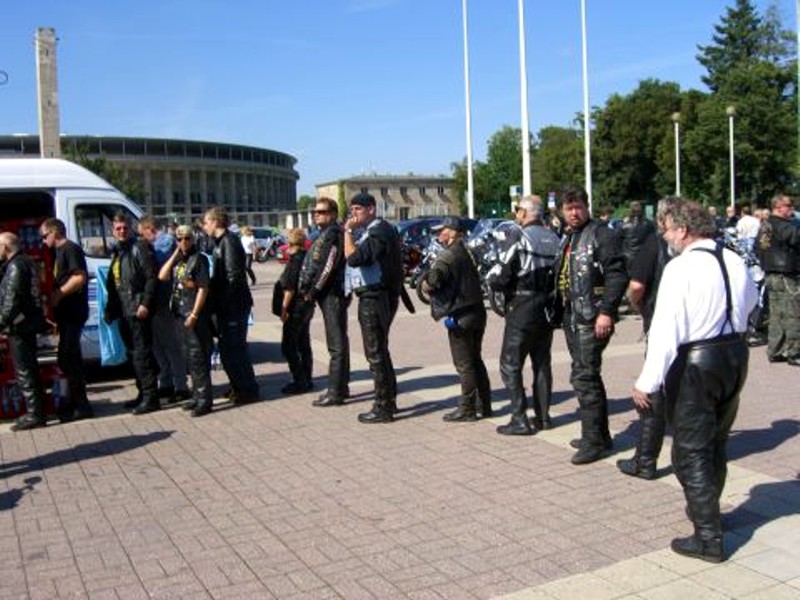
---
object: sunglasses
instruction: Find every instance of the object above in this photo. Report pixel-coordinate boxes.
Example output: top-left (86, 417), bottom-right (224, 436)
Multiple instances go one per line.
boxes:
top-left (176, 236), bottom-right (193, 241)
top-left (313, 209), bottom-right (331, 215)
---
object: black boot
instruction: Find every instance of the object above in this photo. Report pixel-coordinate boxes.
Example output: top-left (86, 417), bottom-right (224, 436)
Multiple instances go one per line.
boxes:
top-left (670, 535), bottom-right (723, 563)
top-left (132, 397), bottom-right (161, 415)
top-left (443, 391), bottom-right (478, 422)
top-left (11, 414), bottom-right (47, 431)
top-left (358, 400), bottom-right (393, 424)
top-left (617, 392), bottom-right (665, 479)
top-left (496, 414), bottom-right (533, 435)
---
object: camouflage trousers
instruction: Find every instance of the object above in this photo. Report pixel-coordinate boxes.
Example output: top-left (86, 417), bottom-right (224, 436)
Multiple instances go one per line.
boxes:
top-left (765, 273), bottom-right (800, 361)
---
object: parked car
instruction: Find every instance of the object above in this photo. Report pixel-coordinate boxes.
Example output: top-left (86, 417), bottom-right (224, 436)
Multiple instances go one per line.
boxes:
top-left (275, 228), bottom-right (318, 263)
top-left (252, 227), bottom-right (281, 262)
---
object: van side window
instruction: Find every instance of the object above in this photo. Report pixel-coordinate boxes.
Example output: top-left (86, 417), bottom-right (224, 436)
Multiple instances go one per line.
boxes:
top-left (75, 205), bottom-right (139, 258)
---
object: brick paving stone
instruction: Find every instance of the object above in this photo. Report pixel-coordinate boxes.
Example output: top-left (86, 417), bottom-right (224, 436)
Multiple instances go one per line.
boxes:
top-left (0, 262), bottom-right (796, 599)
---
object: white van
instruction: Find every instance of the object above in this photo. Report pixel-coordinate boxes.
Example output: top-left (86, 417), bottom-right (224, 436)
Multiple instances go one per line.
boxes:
top-left (0, 158), bottom-right (144, 362)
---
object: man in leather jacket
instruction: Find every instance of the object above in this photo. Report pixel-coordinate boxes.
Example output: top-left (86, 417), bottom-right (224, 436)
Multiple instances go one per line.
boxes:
top-left (632, 198), bottom-right (757, 562)
top-left (553, 186), bottom-right (628, 464)
top-left (104, 213), bottom-right (160, 415)
top-left (757, 194), bottom-right (799, 365)
top-left (299, 197), bottom-right (351, 407)
top-left (344, 192), bottom-right (404, 423)
top-left (488, 195), bottom-right (560, 435)
top-left (422, 216), bottom-right (491, 422)
top-left (203, 206), bottom-right (260, 404)
top-left (0, 233), bottom-right (48, 430)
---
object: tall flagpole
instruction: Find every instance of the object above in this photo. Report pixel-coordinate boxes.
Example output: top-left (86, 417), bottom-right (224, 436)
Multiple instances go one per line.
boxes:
top-left (462, 0), bottom-right (475, 218)
top-left (518, 0), bottom-right (532, 196)
top-left (580, 0), bottom-right (593, 214)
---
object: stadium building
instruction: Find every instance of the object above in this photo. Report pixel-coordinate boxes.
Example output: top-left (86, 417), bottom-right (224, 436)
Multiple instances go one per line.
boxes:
top-left (0, 134), bottom-right (299, 226)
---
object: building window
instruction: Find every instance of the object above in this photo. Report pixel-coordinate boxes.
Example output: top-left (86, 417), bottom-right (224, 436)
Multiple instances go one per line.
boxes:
top-left (380, 187), bottom-right (389, 196)
top-left (360, 186), bottom-right (368, 194)
top-left (437, 186), bottom-right (445, 195)
top-left (399, 187), bottom-right (407, 195)
top-left (419, 187), bottom-right (426, 195)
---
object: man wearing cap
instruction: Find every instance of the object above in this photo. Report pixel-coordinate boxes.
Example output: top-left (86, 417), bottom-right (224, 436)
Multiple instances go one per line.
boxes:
top-left (487, 195), bottom-right (560, 435)
top-left (343, 192), bottom-right (404, 423)
top-left (422, 216), bottom-right (491, 421)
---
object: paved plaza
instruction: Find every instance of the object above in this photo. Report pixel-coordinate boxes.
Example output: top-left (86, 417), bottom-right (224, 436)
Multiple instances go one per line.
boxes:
top-left (1, 260), bottom-right (798, 599)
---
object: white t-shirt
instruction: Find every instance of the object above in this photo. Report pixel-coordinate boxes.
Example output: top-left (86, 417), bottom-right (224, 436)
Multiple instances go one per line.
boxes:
top-left (240, 234), bottom-right (255, 255)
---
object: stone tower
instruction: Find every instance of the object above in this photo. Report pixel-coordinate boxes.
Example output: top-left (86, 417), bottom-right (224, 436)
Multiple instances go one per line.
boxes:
top-left (35, 27), bottom-right (61, 158)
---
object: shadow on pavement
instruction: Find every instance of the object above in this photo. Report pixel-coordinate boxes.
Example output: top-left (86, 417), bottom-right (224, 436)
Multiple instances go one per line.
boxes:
top-left (727, 418), bottom-right (799, 460)
top-left (726, 478), bottom-right (800, 555)
top-left (0, 431), bottom-right (175, 482)
top-left (0, 476), bottom-right (41, 511)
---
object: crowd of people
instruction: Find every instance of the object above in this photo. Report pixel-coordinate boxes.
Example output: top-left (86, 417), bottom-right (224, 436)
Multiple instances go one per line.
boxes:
top-left (0, 188), bottom-right (796, 563)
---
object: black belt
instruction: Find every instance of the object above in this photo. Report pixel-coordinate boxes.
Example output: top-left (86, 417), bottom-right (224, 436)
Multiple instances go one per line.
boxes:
top-left (678, 332), bottom-right (745, 353)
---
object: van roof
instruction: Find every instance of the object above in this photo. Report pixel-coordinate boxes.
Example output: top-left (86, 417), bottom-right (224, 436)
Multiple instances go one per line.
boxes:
top-left (0, 158), bottom-right (118, 191)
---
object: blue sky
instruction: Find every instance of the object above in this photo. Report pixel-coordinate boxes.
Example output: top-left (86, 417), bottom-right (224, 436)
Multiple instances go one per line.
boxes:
top-left (0, 1), bottom-right (794, 196)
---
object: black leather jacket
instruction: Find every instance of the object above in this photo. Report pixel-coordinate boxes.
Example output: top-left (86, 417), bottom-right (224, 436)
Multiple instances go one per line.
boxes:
top-left (426, 239), bottom-right (483, 321)
top-left (105, 239), bottom-right (157, 320)
top-left (210, 230), bottom-right (253, 316)
top-left (346, 218), bottom-right (404, 297)
top-left (757, 215), bottom-right (799, 275)
top-left (0, 252), bottom-right (47, 335)
top-left (554, 220), bottom-right (628, 325)
top-left (299, 224), bottom-right (345, 299)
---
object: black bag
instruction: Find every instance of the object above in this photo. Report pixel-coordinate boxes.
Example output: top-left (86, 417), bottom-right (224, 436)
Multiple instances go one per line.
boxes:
top-left (271, 280), bottom-right (284, 317)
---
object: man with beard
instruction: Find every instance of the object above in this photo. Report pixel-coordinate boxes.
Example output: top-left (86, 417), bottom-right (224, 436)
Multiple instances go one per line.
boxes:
top-left (300, 197), bottom-right (351, 406)
top-left (553, 186), bottom-right (628, 464)
top-left (632, 198), bottom-right (757, 562)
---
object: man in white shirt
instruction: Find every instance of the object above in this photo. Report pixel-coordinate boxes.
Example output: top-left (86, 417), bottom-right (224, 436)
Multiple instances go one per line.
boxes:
top-left (632, 198), bottom-right (758, 563)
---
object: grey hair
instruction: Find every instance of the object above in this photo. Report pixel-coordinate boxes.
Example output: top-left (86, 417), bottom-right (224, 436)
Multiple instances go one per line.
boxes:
top-left (661, 197), bottom-right (717, 238)
top-left (519, 195), bottom-right (545, 220)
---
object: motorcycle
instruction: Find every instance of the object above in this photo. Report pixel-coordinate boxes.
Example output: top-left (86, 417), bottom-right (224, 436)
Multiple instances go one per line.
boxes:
top-left (466, 220), bottom-right (517, 317)
top-left (409, 237), bottom-right (444, 305)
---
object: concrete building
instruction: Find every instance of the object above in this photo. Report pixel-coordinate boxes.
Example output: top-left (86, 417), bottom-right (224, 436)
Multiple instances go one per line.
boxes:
top-left (315, 175), bottom-right (459, 221)
top-left (0, 134), bottom-right (299, 226)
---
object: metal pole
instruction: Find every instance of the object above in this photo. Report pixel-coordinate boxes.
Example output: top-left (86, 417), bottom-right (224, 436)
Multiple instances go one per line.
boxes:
top-left (580, 0), bottom-right (593, 214)
top-left (518, 0), bottom-right (532, 196)
top-left (462, 0), bottom-right (475, 218)
top-left (727, 106), bottom-right (736, 209)
top-left (672, 112), bottom-right (681, 196)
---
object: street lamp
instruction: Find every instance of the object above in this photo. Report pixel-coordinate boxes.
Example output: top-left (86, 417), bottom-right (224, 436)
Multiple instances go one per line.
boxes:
top-left (727, 105), bottom-right (736, 209)
top-left (671, 112), bottom-right (681, 196)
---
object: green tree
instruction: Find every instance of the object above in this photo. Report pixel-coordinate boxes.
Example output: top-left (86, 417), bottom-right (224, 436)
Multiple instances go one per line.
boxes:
top-left (592, 79), bottom-right (682, 207)
top-left (297, 194), bottom-right (316, 210)
top-left (690, 0), bottom-right (796, 203)
top-left (532, 125), bottom-right (583, 196)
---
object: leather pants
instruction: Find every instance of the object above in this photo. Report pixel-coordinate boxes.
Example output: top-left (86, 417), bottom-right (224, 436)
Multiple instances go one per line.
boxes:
top-left (665, 334), bottom-right (748, 541)
top-left (9, 330), bottom-right (45, 420)
top-left (448, 307), bottom-right (491, 411)
top-left (119, 315), bottom-right (159, 404)
top-left (563, 318), bottom-right (611, 446)
top-left (216, 309), bottom-right (259, 398)
top-left (56, 318), bottom-right (91, 415)
top-left (318, 292), bottom-right (350, 398)
top-left (180, 314), bottom-right (213, 410)
top-left (281, 301), bottom-right (314, 386)
top-left (500, 322), bottom-right (553, 422)
top-left (357, 292), bottom-right (398, 412)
